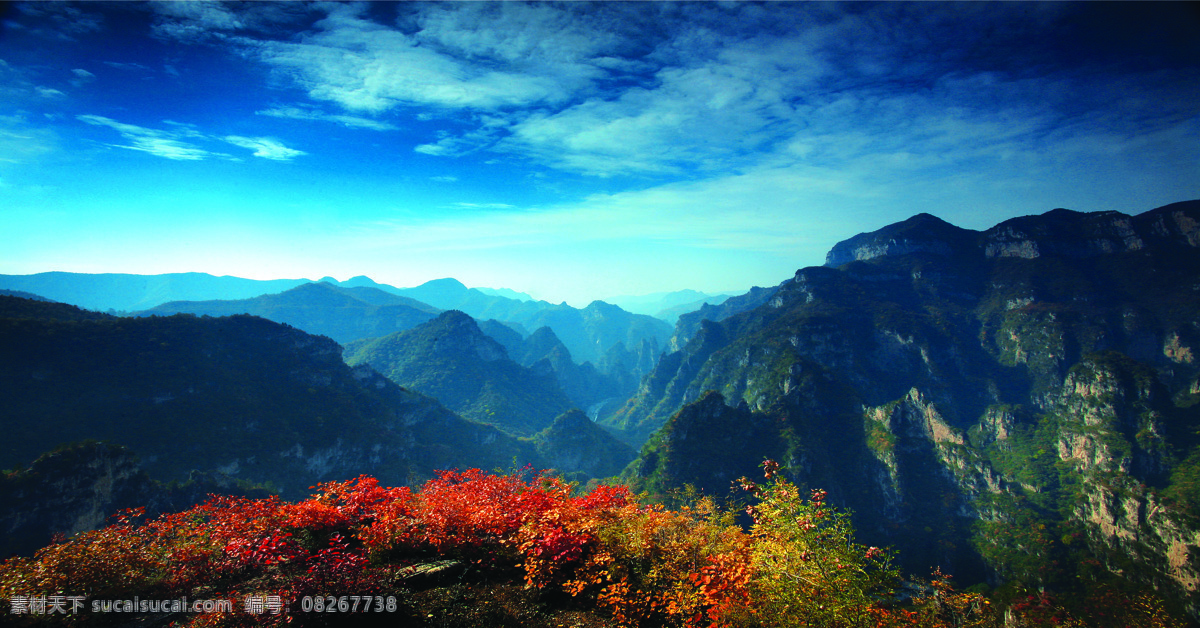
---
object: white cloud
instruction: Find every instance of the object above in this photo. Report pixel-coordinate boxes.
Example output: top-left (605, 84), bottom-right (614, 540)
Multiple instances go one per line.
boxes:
top-left (77, 115), bottom-right (219, 160)
top-left (251, 2), bottom-right (630, 115)
top-left (257, 14), bottom-right (569, 113)
top-left (150, 0), bottom-right (243, 43)
top-left (78, 116), bottom-right (304, 162)
top-left (430, 175), bottom-right (458, 183)
top-left (223, 136), bottom-right (306, 161)
top-left (256, 106), bottom-right (399, 131)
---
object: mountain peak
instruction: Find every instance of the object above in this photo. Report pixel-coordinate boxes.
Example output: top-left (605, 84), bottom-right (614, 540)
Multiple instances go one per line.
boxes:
top-left (343, 275), bottom-right (380, 287)
top-left (420, 278), bottom-right (468, 291)
top-left (425, 310), bottom-right (508, 362)
top-left (825, 212), bottom-right (975, 267)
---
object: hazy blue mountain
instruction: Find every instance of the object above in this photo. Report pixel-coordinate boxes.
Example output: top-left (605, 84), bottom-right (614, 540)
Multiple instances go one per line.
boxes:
top-left (140, 281), bottom-right (440, 344)
top-left (343, 310), bottom-right (576, 436)
top-left (668, 285), bottom-right (780, 350)
top-left (615, 200), bottom-right (1200, 616)
top-left (518, 300), bottom-right (672, 367)
top-left (0, 271), bottom-right (309, 312)
top-left (477, 318), bottom-right (527, 356)
top-left (474, 286), bottom-right (535, 301)
top-left (507, 326), bottom-right (629, 416)
top-left (652, 293), bottom-right (733, 325)
top-left (0, 296), bottom-right (545, 500)
top-left (391, 279), bottom-right (672, 367)
top-left (602, 289), bottom-right (732, 318)
top-left (0, 272), bottom-right (670, 372)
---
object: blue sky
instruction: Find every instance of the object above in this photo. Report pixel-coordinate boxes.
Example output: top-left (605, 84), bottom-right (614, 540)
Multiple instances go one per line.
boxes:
top-left (2, 2), bottom-right (1197, 306)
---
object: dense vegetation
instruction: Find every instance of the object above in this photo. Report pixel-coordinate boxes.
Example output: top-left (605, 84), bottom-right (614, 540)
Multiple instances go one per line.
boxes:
top-left (0, 297), bottom-right (543, 497)
top-left (8, 463), bottom-right (1183, 627)
top-left (344, 310), bottom-right (576, 436)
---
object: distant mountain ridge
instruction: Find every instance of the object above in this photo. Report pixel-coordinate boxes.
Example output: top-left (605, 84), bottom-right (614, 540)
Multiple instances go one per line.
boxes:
top-left (1, 273), bottom-right (674, 372)
top-left (0, 272), bottom-right (310, 312)
top-left (141, 281), bottom-right (440, 344)
top-left (390, 279), bottom-right (674, 366)
top-left (601, 289), bottom-right (735, 321)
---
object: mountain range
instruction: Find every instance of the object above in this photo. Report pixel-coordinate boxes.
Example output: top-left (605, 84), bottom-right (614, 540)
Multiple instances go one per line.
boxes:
top-left (0, 297), bottom-right (541, 495)
top-left (343, 310), bottom-right (577, 437)
top-left (612, 200), bottom-right (1200, 615)
top-left (3, 200), bottom-right (1199, 620)
top-left (0, 273), bottom-right (677, 379)
top-left (140, 281), bottom-right (441, 345)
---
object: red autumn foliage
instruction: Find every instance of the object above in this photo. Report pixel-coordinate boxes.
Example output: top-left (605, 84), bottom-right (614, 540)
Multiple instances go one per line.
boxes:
top-left (0, 465), bottom-right (1188, 627)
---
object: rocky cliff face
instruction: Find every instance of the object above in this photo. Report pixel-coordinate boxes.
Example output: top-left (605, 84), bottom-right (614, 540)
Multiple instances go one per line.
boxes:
top-left (619, 200), bottom-right (1200, 615)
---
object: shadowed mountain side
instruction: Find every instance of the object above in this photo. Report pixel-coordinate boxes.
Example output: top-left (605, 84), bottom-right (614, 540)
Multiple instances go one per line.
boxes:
top-left (343, 310), bottom-right (576, 437)
top-left (534, 409), bottom-right (637, 483)
top-left (0, 441), bottom-right (274, 557)
top-left (614, 200), bottom-right (1200, 616)
top-left (139, 281), bottom-right (441, 345)
top-left (0, 296), bottom-right (545, 500)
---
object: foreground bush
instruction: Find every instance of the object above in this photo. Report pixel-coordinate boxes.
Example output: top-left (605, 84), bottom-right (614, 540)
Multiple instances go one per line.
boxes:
top-left (0, 463), bottom-right (1187, 627)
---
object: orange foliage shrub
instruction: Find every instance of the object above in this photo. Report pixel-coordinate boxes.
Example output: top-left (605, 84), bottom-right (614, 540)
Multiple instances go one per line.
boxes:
top-left (0, 465), bottom-right (1187, 627)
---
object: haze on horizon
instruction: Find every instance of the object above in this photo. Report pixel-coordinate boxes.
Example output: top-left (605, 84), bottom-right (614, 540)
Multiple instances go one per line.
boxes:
top-left (2, 2), bottom-right (1197, 307)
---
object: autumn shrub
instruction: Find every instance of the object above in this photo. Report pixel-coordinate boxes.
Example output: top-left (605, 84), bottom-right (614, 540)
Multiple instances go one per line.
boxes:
top-left (734, 459), bottom-right (902, 628)
top-left (6, 466), bottom-right (1176, 627)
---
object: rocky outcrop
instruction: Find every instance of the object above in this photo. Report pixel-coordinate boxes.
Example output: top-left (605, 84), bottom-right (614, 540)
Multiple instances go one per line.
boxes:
top-left (824, 201), bottom-right (1200, 267)
top-left (824, 213), bottom-right (974, 267)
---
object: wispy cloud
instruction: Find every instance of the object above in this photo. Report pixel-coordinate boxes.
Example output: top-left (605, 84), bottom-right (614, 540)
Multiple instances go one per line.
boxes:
top-left (149, 0), bottom-right (244, 43)
top-left (0, 116), bottom-right (60, 164)
top-left (78, 115), bottom-right (305, 162)
top-left (36, 87), bottom-right (66, 99)
top-left (10, 2), bottom-right (104, 40)
top-left (223, 136), bottom-right (306, 161)
top-left (77, 115), bottom-right (219, 160)
top-left (429, 175), bottom-right (458, 183)
top-left (256, 106), bottom-right (398, 131)
top-left (250, 2), bottom-right (624, 115)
